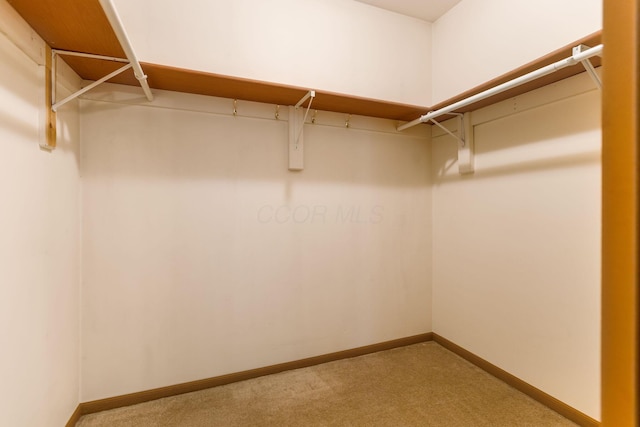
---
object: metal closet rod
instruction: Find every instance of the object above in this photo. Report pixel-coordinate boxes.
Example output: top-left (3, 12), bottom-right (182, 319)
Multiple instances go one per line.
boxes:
top-left (98, 0), bottom-right (153, 102)
top-left (397, 44), bottom-right (603, 131)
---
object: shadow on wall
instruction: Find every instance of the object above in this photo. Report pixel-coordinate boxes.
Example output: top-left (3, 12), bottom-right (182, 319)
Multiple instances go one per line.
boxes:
top-left (79, 100), bottom-right (431, 188)
top-left (431, 90), bottom-right (601, 183)
top-left (0, 109), bottom-right (38, 142)
top-left (435, 149), bottom-right (600, 184)
top-left (0, 101), bottom-right (80, 160)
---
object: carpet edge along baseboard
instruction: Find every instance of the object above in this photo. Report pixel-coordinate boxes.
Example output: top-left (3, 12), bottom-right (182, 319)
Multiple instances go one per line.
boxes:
top-left (432, 333), bottom-right (600, 427)
top-left (67, 332), bottom-right (599, 427)
top-left (68, 333), bottom-right (433, 423)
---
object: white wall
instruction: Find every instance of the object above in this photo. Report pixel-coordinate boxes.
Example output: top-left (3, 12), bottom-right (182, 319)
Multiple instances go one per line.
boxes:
top-left (79, 85), bottom-right (432, 401)
top-left (113, 0), bottom-right (432, 106)
top-left (0, 2), bottom-right (82, 425)
top-left (431, 72), bottom-right (601, 419)
top-left (0, 0), bottom-right (602, 418)
top-left (432, 0), bottom-right (602, 103)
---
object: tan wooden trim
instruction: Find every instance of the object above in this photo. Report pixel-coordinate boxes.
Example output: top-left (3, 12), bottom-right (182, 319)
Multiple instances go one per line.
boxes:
top-left (65, 404), bottom-right (82, 427)
top-left (432, 334), bottom-right (600, 427)
top-left (44, 44), bottom-right (56, 148)
top-left (7, 0), bottom-right (123, 56)
top-left (601, 0), bottom-right (639, 425)
top-left (74, 333), bottom-right (433, 418)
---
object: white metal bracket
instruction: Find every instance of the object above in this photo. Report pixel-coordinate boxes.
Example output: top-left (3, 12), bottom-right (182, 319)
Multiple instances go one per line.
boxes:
top-left (98, 0), bottom-right (153, 101)
top-left (431, 112), bottom-right (474, 174)
top-left (573, 44), bottom-right (602, 89)
top-left (289, 90), bottom-right (315, 171)
top-left (458, 112), bottom-right (474, 174)
top-left (50, 49), bottom-right (132, 112)
top-left (429, 113), bottom-right (465, 147)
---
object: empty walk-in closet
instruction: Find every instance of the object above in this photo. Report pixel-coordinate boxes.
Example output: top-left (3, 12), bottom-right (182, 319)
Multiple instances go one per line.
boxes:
top-left (1, 0), bottom-right (637, 426)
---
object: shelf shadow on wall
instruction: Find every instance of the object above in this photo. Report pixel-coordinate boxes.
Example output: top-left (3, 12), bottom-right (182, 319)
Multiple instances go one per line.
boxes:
top-left (435, 150), bottom-right (600, 184)
top-left (432, 88), bottom-right (601, 183)
top-left (0, 110), bottom-right (38, 141)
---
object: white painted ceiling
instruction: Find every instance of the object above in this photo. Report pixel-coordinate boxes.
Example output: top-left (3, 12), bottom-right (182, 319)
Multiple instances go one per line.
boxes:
top-left (354, 0), bottom-right (462, 22)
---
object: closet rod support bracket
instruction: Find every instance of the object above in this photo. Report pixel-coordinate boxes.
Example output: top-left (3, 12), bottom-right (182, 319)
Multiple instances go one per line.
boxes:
top-left (429, 113), bottom-right (465, 147)
top-left (458, 112), bottom-right (474, 174)
top-left (295, 90), bottom-right (316, 109)
top-left (429, 113), bottom-right (474, 174)
top-left (573, 44), bottom-right (602, 89)
top-left (289, 90), bottom-right (316, 171)
top-left (50, 49), bottom-right (140, 112)
top-left (51, 59), bottom-right (133, 112)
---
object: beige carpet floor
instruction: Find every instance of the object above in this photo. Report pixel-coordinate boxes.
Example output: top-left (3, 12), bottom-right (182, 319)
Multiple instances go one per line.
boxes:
top-left (76, 342), bottom-right (577, 426)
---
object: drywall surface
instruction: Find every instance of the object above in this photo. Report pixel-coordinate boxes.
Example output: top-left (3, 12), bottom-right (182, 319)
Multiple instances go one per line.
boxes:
top-left (112, 0), bottom-right (432, 106)
top-left (431, 72), bottom-right (601, 419)
top-left (432, 0), bottom-right (602, 103)
top-left (0, 2), bottom-right (82, 425)
top-left (79, 85), bottom-right (432, 401)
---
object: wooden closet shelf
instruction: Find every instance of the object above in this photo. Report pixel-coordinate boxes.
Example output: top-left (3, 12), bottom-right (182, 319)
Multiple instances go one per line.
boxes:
top-left (8, 0), bottom-right (601, 123)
